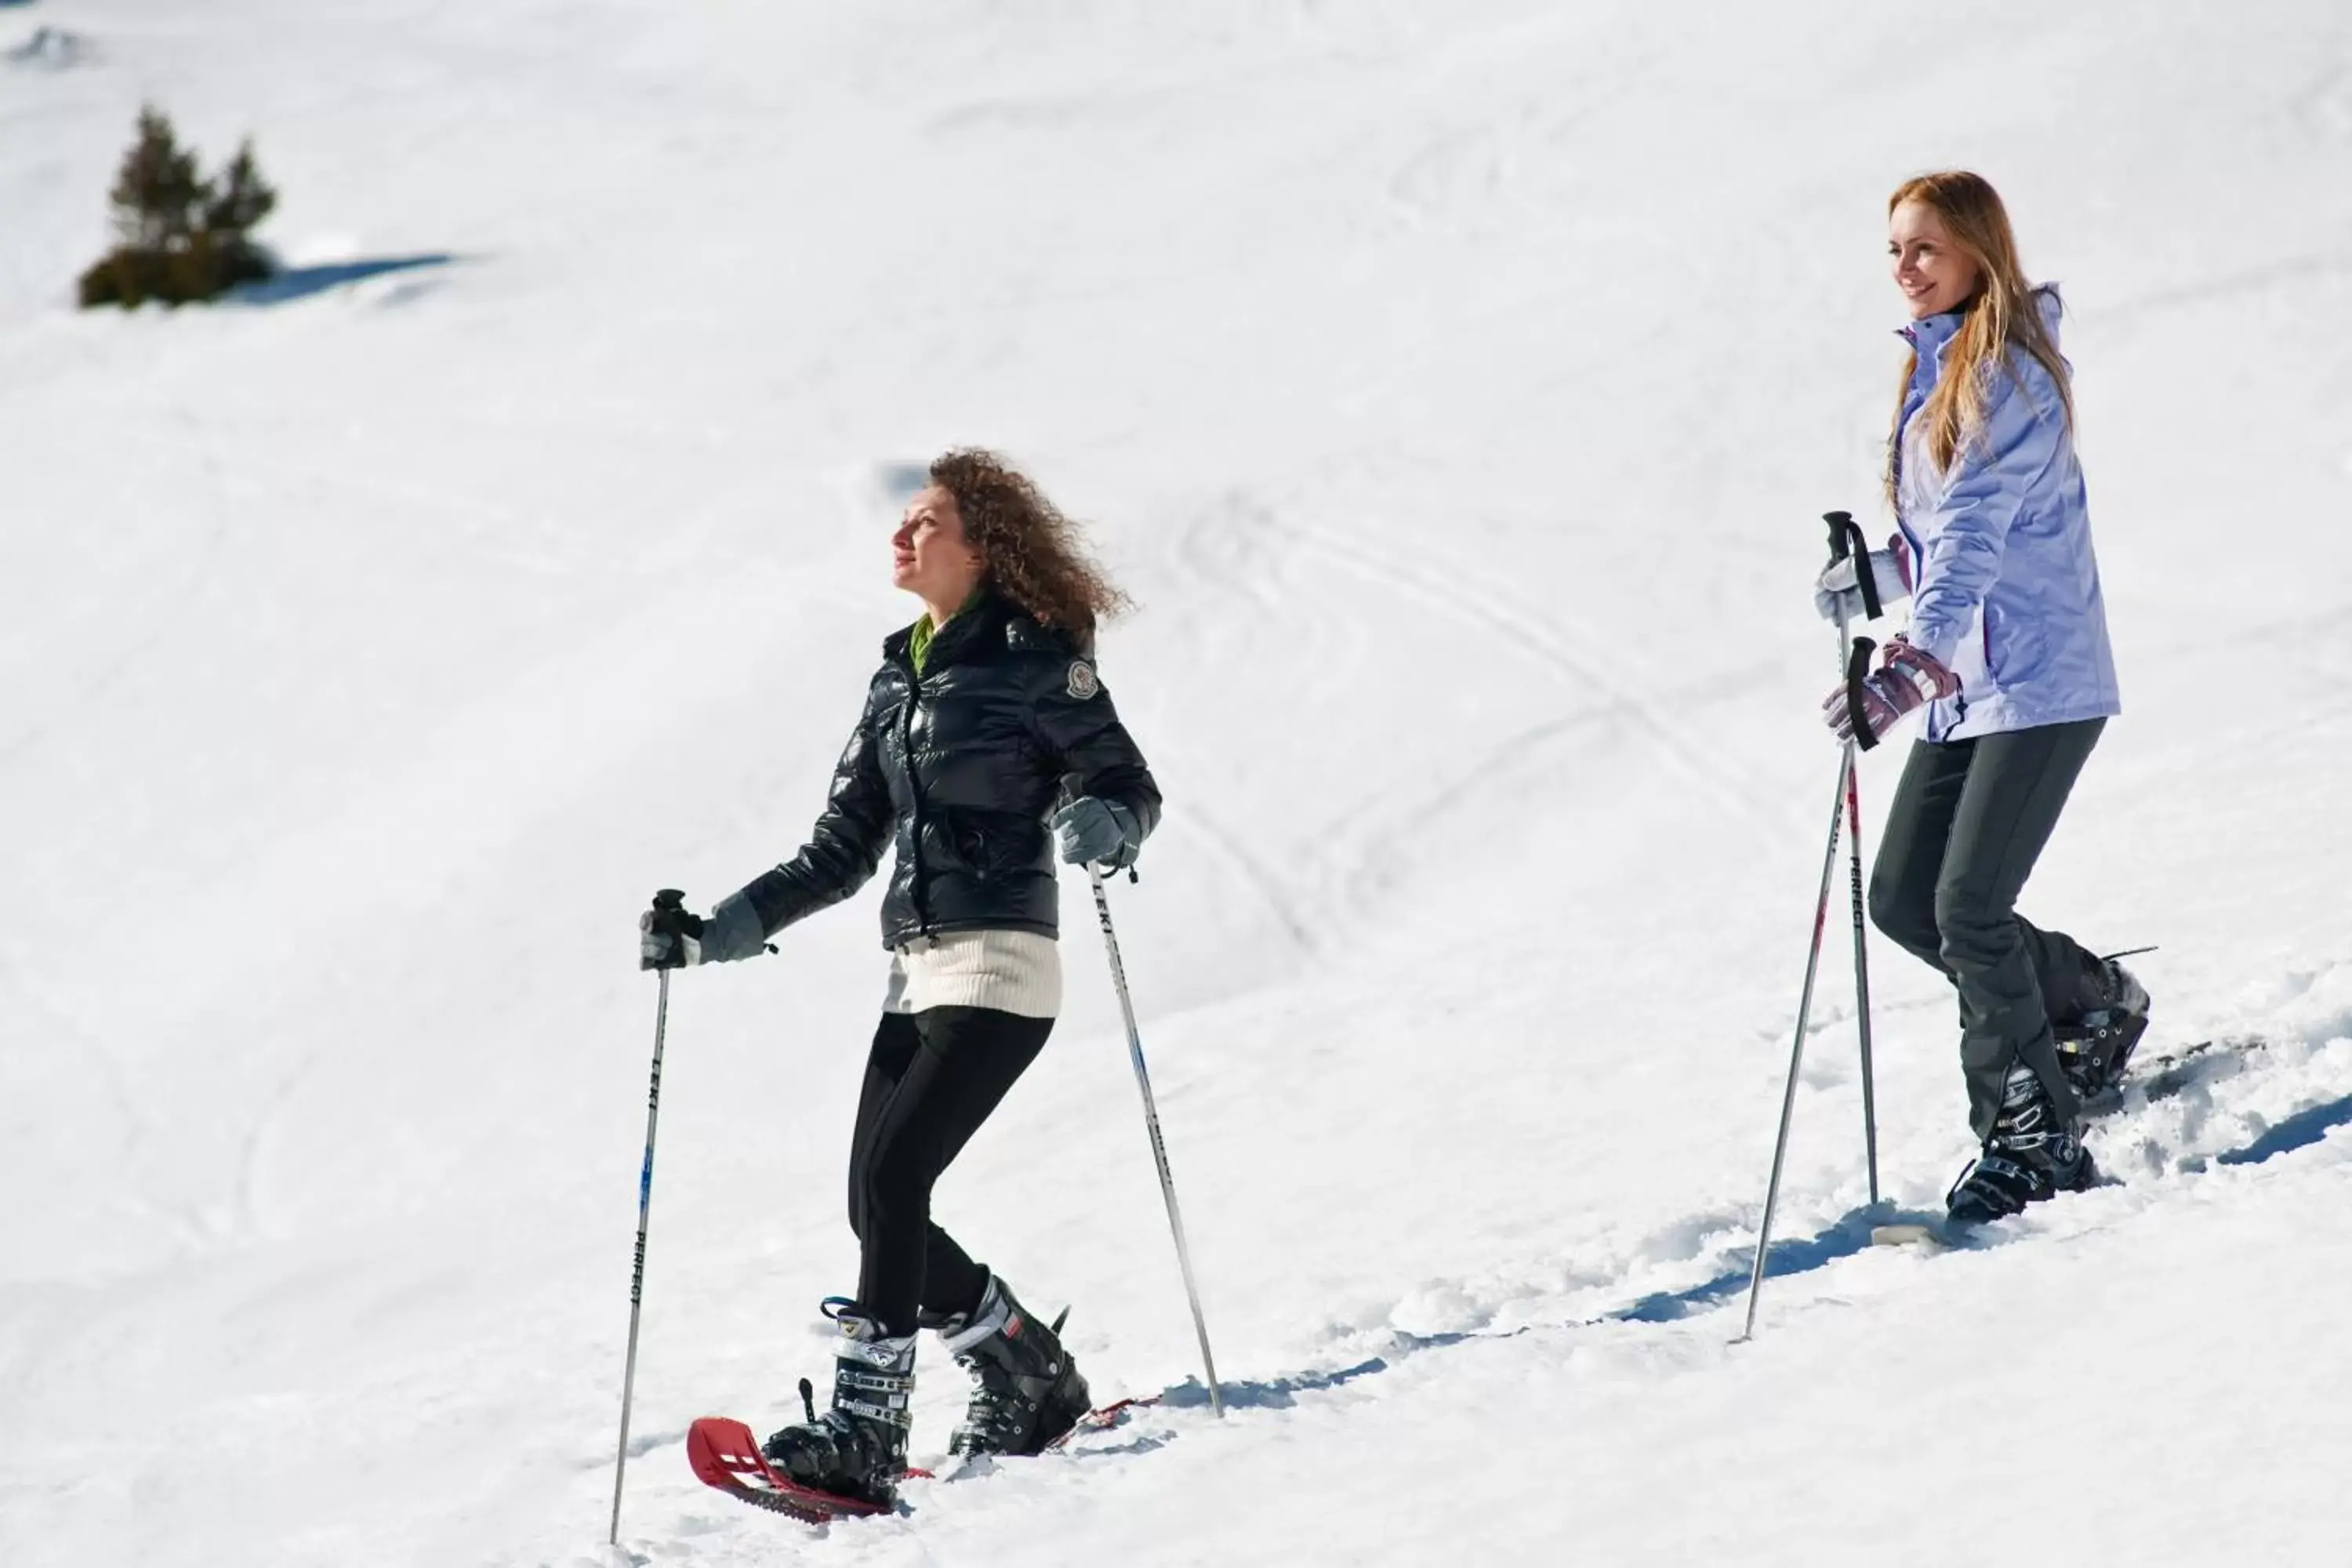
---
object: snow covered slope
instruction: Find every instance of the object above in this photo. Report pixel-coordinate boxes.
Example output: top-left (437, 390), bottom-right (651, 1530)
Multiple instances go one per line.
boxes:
top-left (4, 2), bottom-right (2350, 1563)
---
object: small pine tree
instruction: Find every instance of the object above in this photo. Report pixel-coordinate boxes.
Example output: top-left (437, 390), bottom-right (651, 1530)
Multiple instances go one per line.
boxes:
top-left (200, 139), bottom-right (278, 292)
top-left (107, 106), bottom-right (205, 254)
top-left (80, 107), bottom-right (280, 308)
top-left (204, 140), bottom-right (278, 238)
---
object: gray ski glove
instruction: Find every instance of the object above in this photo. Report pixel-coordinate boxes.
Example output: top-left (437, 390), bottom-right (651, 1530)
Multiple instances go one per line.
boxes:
top-left (1051, 796), bottom-right (1142, 870)
top-left (1813, 548), bottom-right (1908, 623)
top-left (639, 889), bottom-right (704, 971)
top-left (639, 888), bottom-right (768, 970)
top-left (697, 891), bottom-right (771, 963)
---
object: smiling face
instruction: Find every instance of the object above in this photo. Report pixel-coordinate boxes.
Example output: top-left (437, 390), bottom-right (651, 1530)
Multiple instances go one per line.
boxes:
top-left (891, 484), bottom-right (985, 610)
top-left (1889, 199), bottom-right (1983, 320)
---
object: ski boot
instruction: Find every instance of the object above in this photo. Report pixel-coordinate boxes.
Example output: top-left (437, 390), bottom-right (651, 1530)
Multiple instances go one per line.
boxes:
top-left (927, 1275), bottom-right (1091, 1458)
top-left (760, 1300), bottom-right (916, 1508)
top-left (1947, 1062), bottom-right (2096, 1226)
top-left (2054, 956), bottom-right (2151, 1102)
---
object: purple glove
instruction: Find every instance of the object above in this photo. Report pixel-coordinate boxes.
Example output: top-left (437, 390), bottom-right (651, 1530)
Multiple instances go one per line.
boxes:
top-left (1823, 637), bottom-right (1958, 744)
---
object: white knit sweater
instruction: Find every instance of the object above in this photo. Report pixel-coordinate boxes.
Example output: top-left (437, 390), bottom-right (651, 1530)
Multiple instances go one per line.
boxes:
top-left (881, 929), bottom-right (1062, 1019)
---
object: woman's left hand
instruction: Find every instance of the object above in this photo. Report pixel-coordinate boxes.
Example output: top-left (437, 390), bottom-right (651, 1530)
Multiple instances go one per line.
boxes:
top-left (1052, 796), bottom-right (1142, 870)
top-left (1823, 636), bottom-right (1958, 744)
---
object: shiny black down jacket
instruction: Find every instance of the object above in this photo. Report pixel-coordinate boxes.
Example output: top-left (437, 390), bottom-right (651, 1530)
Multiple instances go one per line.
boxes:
top-left (736, 592), bottom-right (1161, 949)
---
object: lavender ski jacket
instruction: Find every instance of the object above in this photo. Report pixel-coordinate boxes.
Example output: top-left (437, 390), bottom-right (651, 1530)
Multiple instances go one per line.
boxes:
top-left (1889, 288), bottom-right (2122, 742)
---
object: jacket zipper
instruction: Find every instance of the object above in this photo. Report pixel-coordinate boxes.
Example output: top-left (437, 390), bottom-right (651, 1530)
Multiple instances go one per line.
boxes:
top-left (898, 659), bottom-right (930, 935)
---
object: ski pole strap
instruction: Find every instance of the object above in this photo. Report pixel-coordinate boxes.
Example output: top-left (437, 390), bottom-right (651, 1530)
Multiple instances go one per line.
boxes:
top-left (1823, 510), bottom-right (1882, 621)
top-left (1846, 634), bottom-right (1880, 753)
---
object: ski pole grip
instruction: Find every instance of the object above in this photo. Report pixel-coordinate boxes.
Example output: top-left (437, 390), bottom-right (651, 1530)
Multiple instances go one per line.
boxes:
top-left (1824, 510), bottom-right (1883, 622)
top-left (1846, 634), bottom-right (1880, 753)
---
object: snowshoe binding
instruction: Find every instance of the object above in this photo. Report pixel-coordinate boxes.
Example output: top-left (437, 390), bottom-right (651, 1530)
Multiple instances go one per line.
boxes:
top-left (929, 1275), bottom-right (1091, 1460)
top-left (2054, 956), bottom-right (2151, 1102)
top-left (756, 1300), bottom-right (916, 1509)
top-left (1947, 1062), bottom-right (2096, 1226)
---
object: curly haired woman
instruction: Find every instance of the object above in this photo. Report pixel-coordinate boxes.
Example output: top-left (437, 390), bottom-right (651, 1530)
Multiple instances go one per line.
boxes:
top-left (642, 450), bottom-right (1160, 1504)
top-left (1814, 172), bottom-right (2147, 1226)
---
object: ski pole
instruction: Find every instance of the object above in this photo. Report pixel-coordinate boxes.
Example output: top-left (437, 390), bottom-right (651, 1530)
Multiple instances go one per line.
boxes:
top-left (1841, 737), bottom-right (1880, 1207)
top-left (1824, 512), bottom-right (1883, 1206)
top-left (1736, 753), bottom-right (1851, 1343)
top-left (1739, 517), bottom-right (1897, 1340)
top-left (1087, 865), bottom-right (1225, 1417)
top-left (609, 900), bottom-right (679, 1548)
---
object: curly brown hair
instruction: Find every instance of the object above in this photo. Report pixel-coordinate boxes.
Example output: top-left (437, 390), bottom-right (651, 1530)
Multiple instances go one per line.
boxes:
top-left (929, 448), bottom-right (1131, 639)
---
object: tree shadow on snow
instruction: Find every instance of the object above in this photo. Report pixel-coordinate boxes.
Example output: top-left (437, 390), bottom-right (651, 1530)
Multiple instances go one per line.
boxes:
top-left (2216, 1092), bottom-right (2352, 1167)
top-left (230, 252), bottom-right (459, 306)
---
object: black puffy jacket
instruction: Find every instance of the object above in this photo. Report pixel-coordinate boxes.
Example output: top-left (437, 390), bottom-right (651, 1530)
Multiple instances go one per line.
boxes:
top-left (737, 592), bottom-right (1161, 949)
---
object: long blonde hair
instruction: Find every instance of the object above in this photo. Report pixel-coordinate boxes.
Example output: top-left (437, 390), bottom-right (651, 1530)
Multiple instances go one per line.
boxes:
top-left (1886, 171), bottom-right (2072, 509)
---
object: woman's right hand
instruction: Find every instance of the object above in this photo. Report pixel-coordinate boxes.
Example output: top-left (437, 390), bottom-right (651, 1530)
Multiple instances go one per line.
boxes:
top-left (639, 891), bottom-right (704, 971)
top-left (1813, 547), bottom-right (1908, 623)
top-left (639, 889), bottom-right (770, 970)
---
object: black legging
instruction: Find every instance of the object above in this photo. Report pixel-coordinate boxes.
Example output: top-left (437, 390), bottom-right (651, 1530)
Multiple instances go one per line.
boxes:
top-left (847, 1005), bottom-right (1051, 1337)
top-left (1867, 718), bottom-right (2107, 1139)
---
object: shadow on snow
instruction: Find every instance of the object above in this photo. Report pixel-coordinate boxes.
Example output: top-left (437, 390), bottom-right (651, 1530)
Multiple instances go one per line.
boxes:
top-left (1145, 1073), bottom-right (2352, 1418)
top-left (641, 1080), bottom-right (2352, 1465)
top-left (232, 253), bottom-right (460, 305)
top-left (1156, 1205), bottom-right (1962, 1413)
top-left (1159, 1357), bottom-right (1395, 1411)
top-left (1606, 1203), bottom-right (1966, 1324)
top-left (2218, 1091), bottom-right (2352, 1167)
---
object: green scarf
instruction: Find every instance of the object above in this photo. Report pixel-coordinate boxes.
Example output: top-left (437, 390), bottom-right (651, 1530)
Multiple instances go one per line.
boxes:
top-left (907, 589), bottom-right (985, 675)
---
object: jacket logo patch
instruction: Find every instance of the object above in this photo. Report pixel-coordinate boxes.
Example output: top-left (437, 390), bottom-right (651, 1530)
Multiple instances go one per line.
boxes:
top-left (1066, 660), bottom-right (1100, 700)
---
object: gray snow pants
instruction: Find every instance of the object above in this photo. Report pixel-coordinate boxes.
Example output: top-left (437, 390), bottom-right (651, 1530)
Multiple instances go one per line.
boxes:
top-left (1867, 719), bottom-right (2107, 1140)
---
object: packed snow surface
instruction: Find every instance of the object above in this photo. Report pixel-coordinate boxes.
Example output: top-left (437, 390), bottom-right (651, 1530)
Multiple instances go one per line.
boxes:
top-left (5, 2), bottom-right (2350, 1564)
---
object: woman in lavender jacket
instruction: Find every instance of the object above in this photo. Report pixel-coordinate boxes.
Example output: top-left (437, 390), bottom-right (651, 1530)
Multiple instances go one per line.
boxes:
top-left (1814, 170), bottom-right (2148, 1225)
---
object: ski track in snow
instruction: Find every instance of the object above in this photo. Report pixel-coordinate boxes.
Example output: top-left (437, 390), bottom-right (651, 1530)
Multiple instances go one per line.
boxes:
top-left (584, 1008), bottom-right (2352, 1566)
